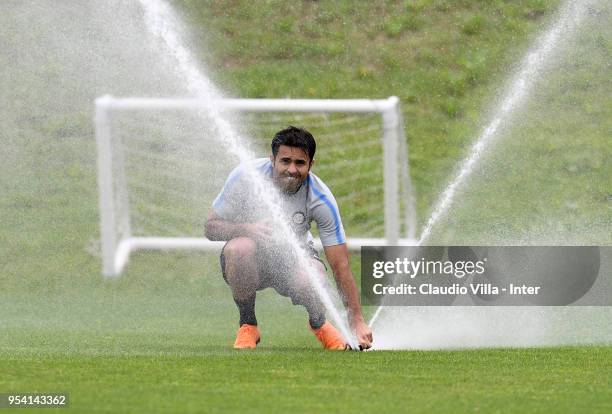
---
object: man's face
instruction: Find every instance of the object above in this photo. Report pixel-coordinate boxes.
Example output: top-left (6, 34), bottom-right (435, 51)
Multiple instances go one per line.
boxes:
top-left (270, 145), bottom-right (312, 194)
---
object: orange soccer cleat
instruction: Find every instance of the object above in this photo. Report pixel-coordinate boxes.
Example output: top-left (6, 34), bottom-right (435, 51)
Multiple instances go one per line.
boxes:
top-left (233, 324), bottom-right (261, 349)
top-left (310, 322), bottom-right (347, 350)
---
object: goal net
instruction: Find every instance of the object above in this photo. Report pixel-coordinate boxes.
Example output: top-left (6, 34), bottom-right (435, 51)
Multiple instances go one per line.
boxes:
top-left (95, 96), bottom-right (416, 276)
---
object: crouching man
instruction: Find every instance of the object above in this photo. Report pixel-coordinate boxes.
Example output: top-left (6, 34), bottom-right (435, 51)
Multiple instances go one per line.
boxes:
top-left (205, 126), bottom-right (372, 350)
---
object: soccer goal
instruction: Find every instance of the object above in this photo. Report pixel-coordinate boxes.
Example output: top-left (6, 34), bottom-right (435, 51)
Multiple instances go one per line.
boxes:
top-left (95, 95), bottom-right (417, 276)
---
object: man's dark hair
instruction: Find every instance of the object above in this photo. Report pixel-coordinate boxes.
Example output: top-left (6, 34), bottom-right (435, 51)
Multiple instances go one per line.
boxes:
top-left (271, 126), bottom-right (316, 162)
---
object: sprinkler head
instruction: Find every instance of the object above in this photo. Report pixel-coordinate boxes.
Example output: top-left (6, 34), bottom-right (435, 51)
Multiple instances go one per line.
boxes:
top-left (345, 344), bottom-right (371, 352)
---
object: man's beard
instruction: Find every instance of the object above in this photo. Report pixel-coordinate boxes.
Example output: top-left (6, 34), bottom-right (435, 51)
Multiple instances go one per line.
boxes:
top-left (278, 174), bottom-right (304, 194)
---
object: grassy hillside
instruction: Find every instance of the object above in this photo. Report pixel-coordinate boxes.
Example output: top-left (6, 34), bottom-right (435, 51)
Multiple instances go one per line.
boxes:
top-left (174, 0), bottom-right (610, 243)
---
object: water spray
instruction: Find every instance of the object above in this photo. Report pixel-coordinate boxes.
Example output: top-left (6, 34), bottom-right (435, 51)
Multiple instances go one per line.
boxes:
top-left (369, 0), bottom-right (591, 333)
top-left (137, 0), bottom-right (359, 349)
top-left (417, 0), bottom-right (589, 246)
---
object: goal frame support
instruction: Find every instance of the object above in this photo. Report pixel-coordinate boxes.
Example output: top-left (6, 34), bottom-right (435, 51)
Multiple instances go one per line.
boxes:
top-left (95, 95), bottom-right (416, 277)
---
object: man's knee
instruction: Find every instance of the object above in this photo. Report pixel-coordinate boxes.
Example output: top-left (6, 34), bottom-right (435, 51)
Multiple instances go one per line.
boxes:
top-left (295, 260), bottom-right (326, 286)
top-left (288, 261), bottom-right (326, 303)
top-left (223, 237), bottom-right (257, 263)
top-left (222, 237), bottom-right (259, 286)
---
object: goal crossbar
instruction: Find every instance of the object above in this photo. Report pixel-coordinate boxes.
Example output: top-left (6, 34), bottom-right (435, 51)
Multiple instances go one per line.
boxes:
top-left (96, 96), bottom-right (400, 113)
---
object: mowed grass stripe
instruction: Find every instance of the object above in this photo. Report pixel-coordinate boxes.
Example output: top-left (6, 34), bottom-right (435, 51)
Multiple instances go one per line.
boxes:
top-left (1, 347), bottom-right (610, 413)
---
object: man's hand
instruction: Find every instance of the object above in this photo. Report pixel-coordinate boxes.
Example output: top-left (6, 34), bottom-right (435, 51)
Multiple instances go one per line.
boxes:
top-left (353, 318), bottom-right (373, 350)
top-left (205, 211), bottom-right (275, 243)
top-left (324, 243), bottom-right (373, 350)
top-left (245, 220), bottom-right (274, 244)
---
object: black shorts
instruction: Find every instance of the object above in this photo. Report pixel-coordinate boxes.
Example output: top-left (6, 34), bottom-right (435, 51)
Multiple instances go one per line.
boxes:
top-left (220, 241), bottom-right (327, 300)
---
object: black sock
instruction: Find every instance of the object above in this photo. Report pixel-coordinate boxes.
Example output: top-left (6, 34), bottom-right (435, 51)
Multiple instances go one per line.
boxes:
top-left (308, 311), bottom-right (326, 330)
top-left (234, 296), bottom-right (257, 326)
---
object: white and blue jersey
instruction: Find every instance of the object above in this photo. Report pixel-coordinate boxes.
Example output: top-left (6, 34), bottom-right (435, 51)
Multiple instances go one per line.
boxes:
top-left (212, 158), bottom-right (346, 247)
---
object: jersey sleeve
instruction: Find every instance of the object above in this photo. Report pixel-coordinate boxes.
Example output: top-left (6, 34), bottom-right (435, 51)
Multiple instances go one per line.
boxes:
top-left (211, 165), bottom-right (246, 221)
top-left (310, 179), bottom-right (346, 247)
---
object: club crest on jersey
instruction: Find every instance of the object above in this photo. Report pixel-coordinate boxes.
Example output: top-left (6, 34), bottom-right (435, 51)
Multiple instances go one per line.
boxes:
top-left (292, 211), bottom-right (306, 225)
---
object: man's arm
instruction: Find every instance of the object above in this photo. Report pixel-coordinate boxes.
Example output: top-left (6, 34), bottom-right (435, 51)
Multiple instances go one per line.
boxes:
top-left (205, 211), bottom-right (272, 242)
top-left (323, 243), bottom-right (373, 349)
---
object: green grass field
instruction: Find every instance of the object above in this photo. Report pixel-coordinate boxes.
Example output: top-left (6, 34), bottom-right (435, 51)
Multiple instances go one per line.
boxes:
top-left (2, 272), bottom-right (611, 413)
top-left (3, 347), bottom-right (610, 413)
top-left (1, 0), bottom-right (611, 412)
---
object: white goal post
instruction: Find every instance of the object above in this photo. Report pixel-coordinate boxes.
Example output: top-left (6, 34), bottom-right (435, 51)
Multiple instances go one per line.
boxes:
top-left (95, 95), bottom-right (417, 276)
